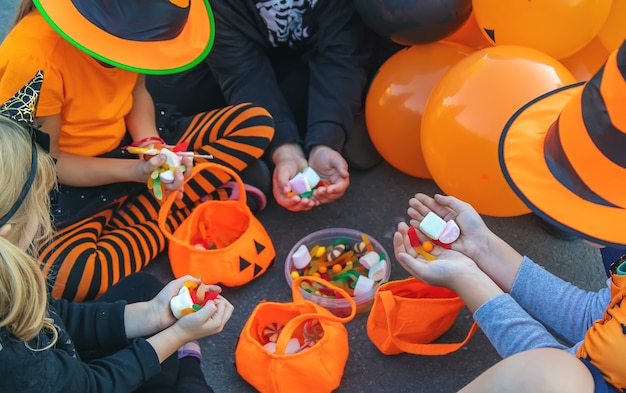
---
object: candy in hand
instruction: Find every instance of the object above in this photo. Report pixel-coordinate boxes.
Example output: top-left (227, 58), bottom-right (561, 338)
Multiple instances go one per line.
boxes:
top-left (419, 212), bottom-right (460, 244)
top-left (170, 280), bottom-right (218, 319)
top-left (287, 167), bottom-right (328, 198)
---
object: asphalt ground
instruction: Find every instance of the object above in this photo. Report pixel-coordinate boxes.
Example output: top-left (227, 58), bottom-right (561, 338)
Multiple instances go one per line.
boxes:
top-left (0, 3), bottom-right (607, 392)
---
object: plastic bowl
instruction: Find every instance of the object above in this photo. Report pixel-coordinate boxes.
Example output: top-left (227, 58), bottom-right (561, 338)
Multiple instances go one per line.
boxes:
top-left (285, 228), bottom-right (391, 317)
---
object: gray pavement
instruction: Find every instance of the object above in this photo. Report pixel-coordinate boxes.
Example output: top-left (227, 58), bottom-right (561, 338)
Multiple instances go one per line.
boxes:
top-left (0, 3), bottom-right (608, 392)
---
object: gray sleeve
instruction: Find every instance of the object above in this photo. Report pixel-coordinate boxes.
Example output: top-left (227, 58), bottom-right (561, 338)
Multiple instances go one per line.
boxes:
top-left (473, 257), bottom-right (610, 359)
top-left (510, 257), bottom-right (610, 344)
top-left (473, 293), bottom-right (578, 358)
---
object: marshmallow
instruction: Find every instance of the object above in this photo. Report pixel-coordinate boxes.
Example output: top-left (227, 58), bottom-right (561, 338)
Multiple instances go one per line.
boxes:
top-left (170, 286), bottom-right (194, 319)
top-left (289, 172), bottom-right (310, 195)
top-left (353, 275), bottom-right (376, 297)
top-left (302, 167), bottom-right (320, 189)
top-left (439, 220), bottom-right (460, 244)
top-left (359, 251), bottom-right (380, 269)
top-left (292, 244), bottom-right (312, 269)
top-left (289, 167), bottom-right (322, 195)
top-left (368, 259), bottom-right (387, 281)
top-left (159, 148), bottom-right (182, 184)
top-left (419, 212), bottom-right (447, 240)
top-left (159, 171), bottom-right (174, 183)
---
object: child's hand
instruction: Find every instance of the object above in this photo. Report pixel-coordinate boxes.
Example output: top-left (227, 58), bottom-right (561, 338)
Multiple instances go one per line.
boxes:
top-left (407, 193), bottom-right (490, 262)
top-left (134, 153), bottom-right (165, 183)
top-left (163, 154), bottom-right (192, 200)
top-left (308, 146), bottom-right (350, 205)
top-left (395, 221), bottom-right (506, 313)
top-left (172, 295), bottom-right (234, 342)
top-left (272, 143), bottom-right (318, 212)
top-left (394, 222), bottom-right (480, 289)
top-left (135, 153), bottom-right (192, 200)
top-left (150, 276), bottom-right (222, 330)
top-left (405, 193), bottom-right (525, 293)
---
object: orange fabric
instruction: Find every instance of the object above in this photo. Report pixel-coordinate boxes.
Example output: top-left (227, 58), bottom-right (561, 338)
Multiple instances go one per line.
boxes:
top-left (235, 276), bottom-right (356, 393)
top-left (0, 11), bottom-right (137, 156)
top-left (576, 273), bottom-right (626, 391)
top-left (367, 277), bottom-right (477, 355)
top-left (558, 85), bottom-right (626, 208)
top-left (500, 84), bottom-right (626, 246)
top-left (38, 104), bottom-right (273, 302)
top-left (33, 0), bottom-right (213, 74)
top-left (159, 163), bottom-right (275, 287)
top-left (600, 50), bottom-right (626, 131)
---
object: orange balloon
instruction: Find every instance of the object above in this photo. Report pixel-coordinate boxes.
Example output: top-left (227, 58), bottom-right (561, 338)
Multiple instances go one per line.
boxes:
top-left (365, 42), bottom-right (473, 178)
top-left (421, 45), bottom-right (577, 217)
top-left (560, 36), bottom-right (610, 82)
top-left (597, 0), bottom-right (626, 52)
top-left (473, 0), bottom-right (612, 59)
top-left (445, 11), bottom-right (493, 50)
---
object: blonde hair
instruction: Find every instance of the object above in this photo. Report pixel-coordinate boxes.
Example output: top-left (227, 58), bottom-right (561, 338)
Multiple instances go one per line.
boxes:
top-left (0, 116), bottom-right (57, 348)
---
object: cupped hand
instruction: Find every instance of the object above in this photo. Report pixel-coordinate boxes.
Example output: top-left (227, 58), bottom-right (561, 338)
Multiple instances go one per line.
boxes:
top-left (407, 193), bottom-right (490, 262)
top-left (308, 146), bottom-right (350, 205)
top-left (150, 275), bottom-right (222, 331)
top-left (272, 144), bottom-right (319, 212)
top-left (173, 295), bottom-right (234, 342)
top-left (393, 222), bottom-right (480, 289)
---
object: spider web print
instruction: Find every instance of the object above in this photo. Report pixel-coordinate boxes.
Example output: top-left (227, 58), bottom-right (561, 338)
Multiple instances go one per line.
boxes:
top-left (255, 0), bottom-right (317, 48)
top-left (0, 70), bottom-right (43, 126)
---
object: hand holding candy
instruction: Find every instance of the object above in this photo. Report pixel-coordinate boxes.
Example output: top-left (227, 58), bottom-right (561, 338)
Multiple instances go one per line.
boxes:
top-left (170, 280), bottom-right (220, 319)
top-left (135, 153), bottom-right (189, 200)
top-left (171, 292), bottom-right (234, 344)
top-left (287, 167), bottom-right (328, 199)
top-left (125, 140), bottom-right (211, 200)
top-left (307, 146), bottom-right (349, 205)
top-left (407, 193), bottom-right (492, 262)
top-left (394, 221), bottom-right (481, 288)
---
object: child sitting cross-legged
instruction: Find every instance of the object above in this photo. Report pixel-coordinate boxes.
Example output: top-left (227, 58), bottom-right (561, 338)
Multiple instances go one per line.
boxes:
top-left (0, 71), bottom-right (233, 393)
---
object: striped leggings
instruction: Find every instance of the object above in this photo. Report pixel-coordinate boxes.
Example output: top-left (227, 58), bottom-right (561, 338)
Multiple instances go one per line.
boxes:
top-left (39, 103), bottom-right (274, 301)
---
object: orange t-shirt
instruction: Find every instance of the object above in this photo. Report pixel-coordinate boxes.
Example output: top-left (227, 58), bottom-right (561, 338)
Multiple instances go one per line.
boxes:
top-left (576, 273), bottom-right (626, 391)
top-left (0, 11), bottom-right (138, 157)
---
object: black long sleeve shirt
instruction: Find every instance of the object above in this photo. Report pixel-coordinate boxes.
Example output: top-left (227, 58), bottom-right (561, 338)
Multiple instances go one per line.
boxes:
top-left (0, 298), bottom-right (160, 392)
top-left (206, 0), bottom-right (370, 156)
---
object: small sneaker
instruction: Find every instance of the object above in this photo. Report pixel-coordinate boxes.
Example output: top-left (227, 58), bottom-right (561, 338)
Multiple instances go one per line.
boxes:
top-left (178, 340), bottom-right (202, 363)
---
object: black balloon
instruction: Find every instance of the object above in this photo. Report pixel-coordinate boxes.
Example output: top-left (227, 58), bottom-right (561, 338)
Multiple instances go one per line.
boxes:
top-left (354, 0), bottom-right (472, 45)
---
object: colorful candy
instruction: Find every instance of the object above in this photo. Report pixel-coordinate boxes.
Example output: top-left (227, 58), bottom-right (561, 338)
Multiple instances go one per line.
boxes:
top-left (287, 167), bottom-right (329, 198)
top-left (419, 212), bottom-right (460, 244)
top-left (124, 141), bottom-right (213, 200)
top-left (262, 322), bottom-right (284, 343)
top-left (170, 279), bottom-right (218, 319)
top-left (302, 319), bottom-right (324, 347)
top-left (407, 226), bottom-right (436, 261)
top-left (288, 234), bottom-right (388, 298)
top-left (260, 319), bottom-right (324, 354)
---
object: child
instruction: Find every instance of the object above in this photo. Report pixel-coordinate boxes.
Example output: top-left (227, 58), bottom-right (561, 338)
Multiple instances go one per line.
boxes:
top-left (0, 71), bottom-right (234, 392)
top-left (147, 0), bottom-right (381, 212)
top-left (393, 42), bottom-right (626, 392)
top-left (0, 0), bottom-right (275, 301)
